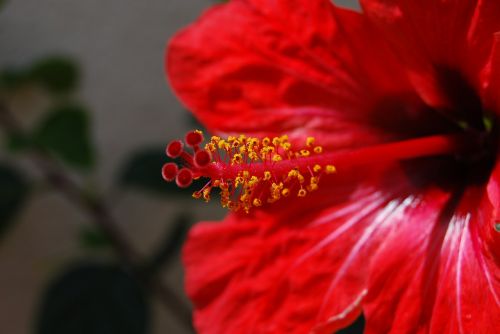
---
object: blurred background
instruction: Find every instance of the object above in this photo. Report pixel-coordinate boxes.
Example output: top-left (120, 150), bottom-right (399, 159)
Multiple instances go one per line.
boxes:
top-left (0, 0), bottom-right (358, 333)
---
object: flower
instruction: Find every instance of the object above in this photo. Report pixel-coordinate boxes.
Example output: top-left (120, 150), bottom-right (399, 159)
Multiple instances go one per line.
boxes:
top-left (164, 0), bottom-right (500, 333)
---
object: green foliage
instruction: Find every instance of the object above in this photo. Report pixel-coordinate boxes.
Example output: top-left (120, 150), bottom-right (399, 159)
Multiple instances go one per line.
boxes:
top-left (5, 132), bottom-right (32, 153)
top-left (144, 214), bottom-right (191, 275)
top-left (0, 163), bottom-right (29, 239)
top-left (33, 104), bottom-right (95, 169)
top-left (79, 226), bottom-right (112, 251)
top-left (118, 147), bottom-right (206, 196)
top-left (0, 56), bottom-right (79, 94)
top-left (36, 263), bottom-right (150, 334)
top-left (0, 67), bottom-right (30, 92)
top-left (29, 56), bottom-right (80, 95)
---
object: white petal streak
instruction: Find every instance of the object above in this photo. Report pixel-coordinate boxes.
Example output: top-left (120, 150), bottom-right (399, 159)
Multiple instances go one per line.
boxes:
top-left (455, 214), bottom-right (471, 334)
top-left (318, 195), bottom-right (416, 317)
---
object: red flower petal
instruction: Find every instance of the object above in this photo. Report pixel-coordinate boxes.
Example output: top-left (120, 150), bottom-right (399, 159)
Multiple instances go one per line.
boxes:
top-left (364, 173), bottom-right (500, 333)
top-left (183, 168), bottom-right (419, 333)
top-left (167, 0), bottom-right (410, 147)
top-left (361, 0), bottom-right (500, 116)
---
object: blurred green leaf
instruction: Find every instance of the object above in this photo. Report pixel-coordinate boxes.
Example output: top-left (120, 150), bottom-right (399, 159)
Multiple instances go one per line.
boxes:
top-left (145, 214), bottom-right (191, 274)
top-left (36, 263), bottom-right (150, 334)
top-left (6, 132), bottom-right (33, 152)
top-left (29, 56), bottom-right (80, 94)
top-left (33, 104), bottom-right (95, 169)
top-left (119, 147), bottom-right (206, 196)
top-left (0, 67), bottom-right (30, 92)
top-left (79, 226), bottom-right (112, 251)
top-left (0, 163), bottom-right (29, 239)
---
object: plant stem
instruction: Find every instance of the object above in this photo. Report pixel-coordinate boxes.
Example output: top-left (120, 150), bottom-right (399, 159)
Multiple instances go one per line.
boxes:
top-left (0, 101), bottom-right (194, 332)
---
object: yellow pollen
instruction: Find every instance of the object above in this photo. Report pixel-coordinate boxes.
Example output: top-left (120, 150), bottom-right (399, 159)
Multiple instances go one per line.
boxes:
top-left (272, 154), bottom-right (283, 162)
top-left (202, 188), bottom-right (211, 202)
top-left (300, 149), bottom-right (310, 157)
top-left (306, 137), bottom-right (315, 147)
top-left (232, 154), bottom-right (243, 164)
top-left (183, 131), bottom-right (342, 213)
top-left (205, 142), bottom-right (216, 152)
top-left (326, 165), bottom-right (337, 174)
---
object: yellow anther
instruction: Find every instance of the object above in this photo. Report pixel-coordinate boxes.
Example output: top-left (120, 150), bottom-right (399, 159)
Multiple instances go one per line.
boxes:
top-left (326, 165), bottom-right (337, 174)
top-left (272, 137), bottom-right (281, 146)
top-left (264, 171), bottom-right (272, 181)
top-left (211, 135), bottom-right (221, 143)
top-left (205, 143), bottom-right (216, 152)
top-left (281, 142), bottom-right (291, 151)
top-left (242, 171), bottom-right (250, 178)
top-left (307, 183), bottom-right (319, 192)
top-left (192, 192), bottom-right (202, 199)
top-left (310, 176), bottom-right (319, 184)
top-left (239, 146), bottom-right (247, 154)
top-left (248, 176), bottom-right (259, 186)
top-left (232, 140), bottom-right (241, 148)
top-left (235, 176), bottom-right (244, 186)
top-left (253, 198), bottom-right (262, 207)
top-left (298, 189), bottom-right (307, 197)
top-left (300, 149), bottom-right (310, 157)
top-left (262, 137), bottom-right (271, 146)
top-left (232, 154), bottom-right (243, 164)
top-left (288, 169), bottom-right (299, 178)
top-left (272, 154), bottom-right (283, 162)
top-left (249, 152), bottom-right (259, 161)
top-left (313, 164), bottom-right (322, 173)
top-left (218, 140), bottom-right (227, 149)
top-left (314, 146), bottom-right (323, 154)
top-left (282, 188), bottom-right (290, 197)
top-left (203, 188), bottom-right (211, 202)
top-left (306, 137), bottom-right (315, 147)
top-left (297, 174), bottom-right (305, 184)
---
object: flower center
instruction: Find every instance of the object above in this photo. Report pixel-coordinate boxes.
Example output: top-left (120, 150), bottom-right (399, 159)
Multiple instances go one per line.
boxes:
top-left (162, 130), bottom-right (471, 212)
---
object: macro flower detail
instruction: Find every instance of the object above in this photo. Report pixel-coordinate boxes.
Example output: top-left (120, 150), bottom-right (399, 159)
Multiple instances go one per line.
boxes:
top-left (165, 0), bottom-right (500, 333)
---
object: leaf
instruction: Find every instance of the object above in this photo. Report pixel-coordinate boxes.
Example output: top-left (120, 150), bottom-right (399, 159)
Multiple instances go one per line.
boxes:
top-left (0, 67), bottom-right (30, 92)
top-left (0, 163), bottom-right (29, 239)
top-left (36, 263), bottom-right (150, 334)
top-left (145, 214), bottom-right (191, 274)
top-left (33, 104), bottom-right (95, 169)
top-left (79, 226), bottom-right (112, 251)
top-left (29, 56), bottom-right (80, 94)
top-left (5, 132), bottom-right (32, 153)
top-left (119, 147), bottom-right (206, 196)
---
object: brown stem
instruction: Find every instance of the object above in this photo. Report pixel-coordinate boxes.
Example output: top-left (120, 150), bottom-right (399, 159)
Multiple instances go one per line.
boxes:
top-left (0, 101), bottom-right (194, 332)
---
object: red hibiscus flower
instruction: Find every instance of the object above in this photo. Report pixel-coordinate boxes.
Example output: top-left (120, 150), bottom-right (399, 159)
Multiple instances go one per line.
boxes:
top-left (164, 0), bottom-right (500, 333)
